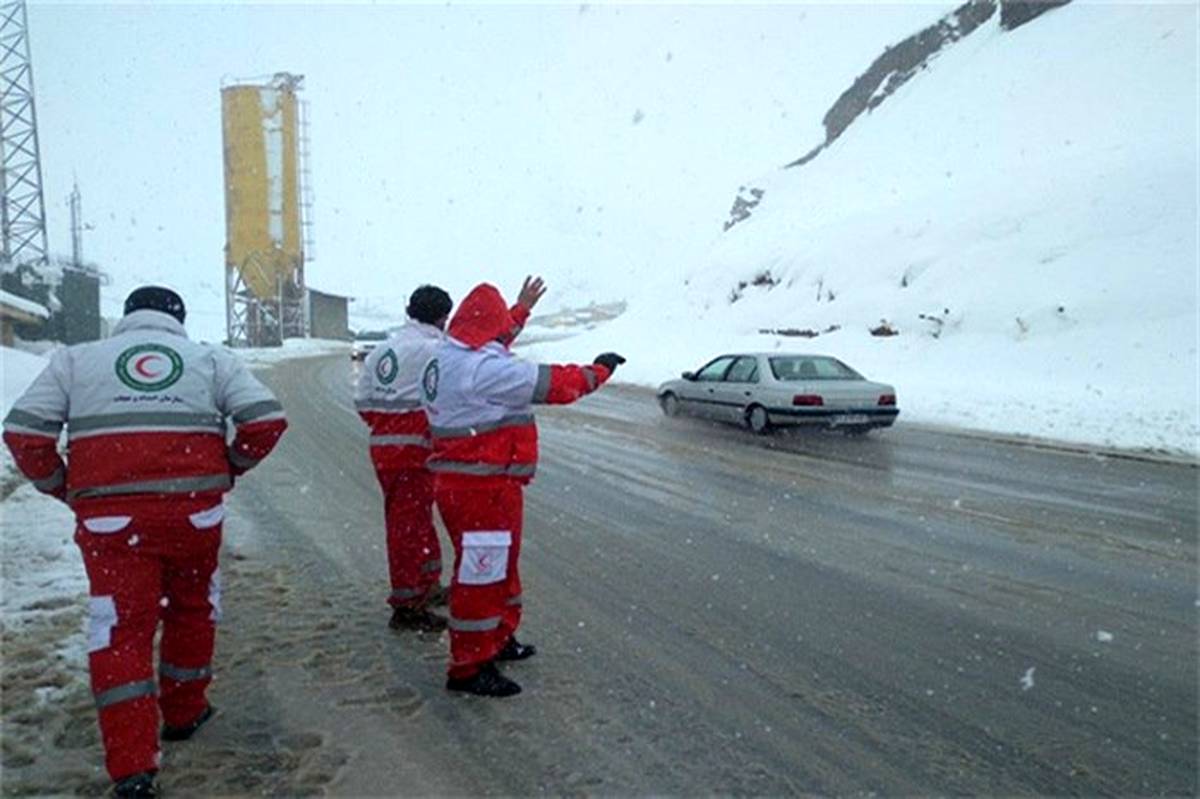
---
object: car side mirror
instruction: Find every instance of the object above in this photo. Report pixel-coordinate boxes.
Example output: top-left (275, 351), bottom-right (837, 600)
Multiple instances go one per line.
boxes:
top-left (682, 371), bottom-right (696, 381)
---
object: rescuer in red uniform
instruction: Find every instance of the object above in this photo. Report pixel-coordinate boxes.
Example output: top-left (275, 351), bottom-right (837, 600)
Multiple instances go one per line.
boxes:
top-left (355, 280), bottom-right (545, 631)
top-left (3, 287), bottom-right (288, 798)
top-left (421, 281), bottom-right (624, 697)
top-left (355, 285), bottom-right (454, 631)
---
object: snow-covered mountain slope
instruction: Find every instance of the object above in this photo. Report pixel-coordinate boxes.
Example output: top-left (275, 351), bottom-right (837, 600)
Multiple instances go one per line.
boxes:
top-left (526, 1), bottom-right (1198, 456)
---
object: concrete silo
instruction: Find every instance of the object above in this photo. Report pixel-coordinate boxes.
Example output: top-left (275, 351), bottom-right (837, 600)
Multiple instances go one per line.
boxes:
top-left (221, 72), bottom-right (312, 346)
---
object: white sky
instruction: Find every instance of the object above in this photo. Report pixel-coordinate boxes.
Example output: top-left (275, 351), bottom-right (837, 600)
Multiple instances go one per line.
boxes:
top-left (30, 1), bottom-right (953, 340)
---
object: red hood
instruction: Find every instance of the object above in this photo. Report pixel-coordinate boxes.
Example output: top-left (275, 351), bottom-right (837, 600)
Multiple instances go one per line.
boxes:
top-left (447, 283), bottom-right (516, 350)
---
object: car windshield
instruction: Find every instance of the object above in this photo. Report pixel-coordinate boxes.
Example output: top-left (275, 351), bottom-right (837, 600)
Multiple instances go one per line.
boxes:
top-left (768, 356), bottom-right (863, 381)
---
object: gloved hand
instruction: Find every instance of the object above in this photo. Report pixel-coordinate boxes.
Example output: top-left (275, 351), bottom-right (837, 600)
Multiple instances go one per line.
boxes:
top-left (593, 352), bottom-right (626, 372)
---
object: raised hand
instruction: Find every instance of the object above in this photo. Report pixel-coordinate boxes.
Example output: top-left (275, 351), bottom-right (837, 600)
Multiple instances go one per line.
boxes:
top-left (517, 276), bottom-right (547, 312)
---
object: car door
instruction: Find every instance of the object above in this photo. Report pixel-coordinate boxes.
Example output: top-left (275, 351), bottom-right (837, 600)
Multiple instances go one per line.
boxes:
top-left (683, 356), bottom-right (738, 420)
top-left (714, 355), bottom-right (760, 423)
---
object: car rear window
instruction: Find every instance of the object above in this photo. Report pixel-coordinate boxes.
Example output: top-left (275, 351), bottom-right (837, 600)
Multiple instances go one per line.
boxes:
top-left (768, 356), bottom-right (862, 381)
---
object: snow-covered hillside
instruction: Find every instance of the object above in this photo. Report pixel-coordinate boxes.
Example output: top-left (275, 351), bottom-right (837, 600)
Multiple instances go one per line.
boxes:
top-left (524, 1), bottom-right (1198, 457)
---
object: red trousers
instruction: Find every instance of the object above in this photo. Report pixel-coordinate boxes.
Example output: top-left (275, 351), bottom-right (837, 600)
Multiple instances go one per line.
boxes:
top-left (375, 468), bottom-right (442, 607)
top-left (75, 507), bottom-right (222, 781)
top-left (434, 479), bottom-right (524, 679)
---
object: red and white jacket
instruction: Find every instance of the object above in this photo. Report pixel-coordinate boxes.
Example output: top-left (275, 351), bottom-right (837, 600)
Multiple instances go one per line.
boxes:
top-left (355, 305), bottom-right (532, 472)
top-left (353, 319), bottom-right (444, 472)
top-left (421, 283), bottom-right (611, 487)
top-left (2, 310), bottom-right (287, 518)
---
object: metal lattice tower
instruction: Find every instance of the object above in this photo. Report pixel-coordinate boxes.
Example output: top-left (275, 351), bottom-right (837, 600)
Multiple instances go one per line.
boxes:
top-left (0, 1), bottom-right (48, 269)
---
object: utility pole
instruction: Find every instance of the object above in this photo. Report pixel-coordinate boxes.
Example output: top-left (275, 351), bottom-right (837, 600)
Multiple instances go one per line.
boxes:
top-left (0, 0), bottom-right (49, 269)
top-left (68, 180), bottom-right (81, 267)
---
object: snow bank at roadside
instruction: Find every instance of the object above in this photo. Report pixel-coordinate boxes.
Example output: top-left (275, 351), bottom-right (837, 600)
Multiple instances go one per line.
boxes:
top-left (234, 337), bottom-right (349, 367)
top-left (1, 346), bottom-right (87, 695)
top-left (2, 345), bottom-right (53, 410)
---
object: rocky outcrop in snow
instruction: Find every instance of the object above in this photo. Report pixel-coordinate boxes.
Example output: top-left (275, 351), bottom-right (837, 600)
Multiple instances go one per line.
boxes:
top-left (722, 0), bottom-right (1072, 232)
top-left (814, 0), bottom-right (998, 151)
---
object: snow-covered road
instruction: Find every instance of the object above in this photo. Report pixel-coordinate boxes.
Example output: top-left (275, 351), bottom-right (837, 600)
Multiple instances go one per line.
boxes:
top-left (3, 352), bottom-right (1196, 795)
top-left (235, 355), bottom-right (1197, 794)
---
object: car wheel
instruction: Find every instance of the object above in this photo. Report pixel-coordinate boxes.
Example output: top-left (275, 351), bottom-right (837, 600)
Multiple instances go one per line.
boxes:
top-left (660, 392), bottom-right (680, 417)
top-left (746, 405), bottom-right (771, 435)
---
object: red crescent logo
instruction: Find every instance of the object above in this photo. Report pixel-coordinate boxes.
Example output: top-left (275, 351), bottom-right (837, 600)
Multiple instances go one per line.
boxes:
top-left (134, 354), bottom-right (163, 378)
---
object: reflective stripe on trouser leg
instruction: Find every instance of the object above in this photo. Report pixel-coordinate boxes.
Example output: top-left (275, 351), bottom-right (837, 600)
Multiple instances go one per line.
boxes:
top-left (158, 520), bottom-right (222, 728)
top-left (448, 615), bottom-right (503, 632)
top-left (380, 468), bottom-right (441, 608)
top-left (95, 680), bottom-right (157, 709)
top-left (434, 480), bottom-right (524, 680)
top-left (160, 662), bottom-right (213, 682)
top-left (76, 522), bottom-right (162, 782)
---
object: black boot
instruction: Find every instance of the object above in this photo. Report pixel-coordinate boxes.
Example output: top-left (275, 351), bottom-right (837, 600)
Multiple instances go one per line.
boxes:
top-left (162, 704), bottom-right (215, 741)
top-left (445, 662), bottom-right (522, 697)
top-left (497, 637), bottom-right (537, 661)
top-left (113, 771), bottom-right (158, 798)
top-left (389, 606), bottom-right (448, 632)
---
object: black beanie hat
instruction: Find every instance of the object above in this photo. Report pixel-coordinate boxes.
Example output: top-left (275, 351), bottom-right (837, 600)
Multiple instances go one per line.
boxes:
top-left (124, 285), bottom-right (186, 324)
top-left (407, 285), bottom-right (452, 325)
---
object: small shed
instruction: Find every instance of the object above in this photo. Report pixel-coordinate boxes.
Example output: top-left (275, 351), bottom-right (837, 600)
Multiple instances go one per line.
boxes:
top-left (307, 287), bottom-right (351, 341)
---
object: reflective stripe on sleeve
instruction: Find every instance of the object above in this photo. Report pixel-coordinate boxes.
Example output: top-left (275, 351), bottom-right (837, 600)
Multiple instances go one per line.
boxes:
top-left (583, 366), bottom-right (598, 391)
top-left (69, 474), bottom-right (232, 501)
top-left (498, 322), bottom-right (523, 346)
top-left (228, 449), bottom-right (260, 469)
top-left (429, 413), bottom-right (534, 439)
top-left (391, 587), bottom-right (424, 601)
top-left (421, 559), bottom-right (442, 574)
top-left (94, 679), bottom-right (156, 709)
top-left (32, 466), bottom-right (65, 492)
top-left (426, 461), bottom-right (536, 478)
top-left (507, 594), bottom-right (523, 607)
top-left (448, 615), bottom-right (501, 632)
top-left (369, 434), bottom-right (430, 448)
top-left (531, 365), bottom-right (553, 403)
top-left (231, 399), bottom-right (284, 424)
top-left (159, 662), bottom-right (213, 682)
top-left (3, 408), bottom-right (62, 436)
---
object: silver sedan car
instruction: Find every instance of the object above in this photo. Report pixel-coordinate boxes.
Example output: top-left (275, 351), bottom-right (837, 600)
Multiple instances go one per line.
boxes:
top-left (656, 353), bottom-right (899, 435)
